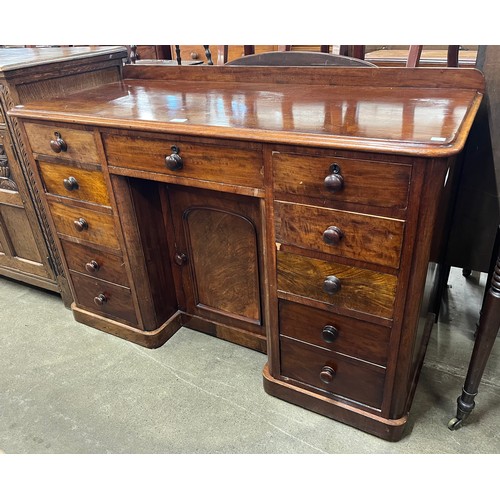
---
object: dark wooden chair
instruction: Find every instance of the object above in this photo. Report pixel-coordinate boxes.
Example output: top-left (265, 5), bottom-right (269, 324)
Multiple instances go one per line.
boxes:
top-left (448, 226), bottom-right (500, 430)
top-left (345, 45), bottom-right (477, 68)
top-left (406, 45), bottom-right (461, 67)
top-left (226, 51), bottom-right (376, 67)
top-left (127, 45), bottom-right (214, 65)
top-left (217, 45), bottom-right (339, 65)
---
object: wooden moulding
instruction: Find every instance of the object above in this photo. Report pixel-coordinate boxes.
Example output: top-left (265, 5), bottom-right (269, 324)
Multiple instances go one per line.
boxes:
top-left (71, 303), bottom-right (268, 353)
top-left (71, 304), bottom-right (183, 349)
top-left (262, 364), bottom-right (408, 442)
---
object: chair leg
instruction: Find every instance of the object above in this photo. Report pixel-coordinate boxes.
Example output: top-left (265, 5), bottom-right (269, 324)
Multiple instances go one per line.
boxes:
top-left (448, 251), bottom-right (500, 430)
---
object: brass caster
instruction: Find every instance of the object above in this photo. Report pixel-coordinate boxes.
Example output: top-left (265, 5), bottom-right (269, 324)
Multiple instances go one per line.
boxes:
top-left (448, 417), bottom-right (463, 431)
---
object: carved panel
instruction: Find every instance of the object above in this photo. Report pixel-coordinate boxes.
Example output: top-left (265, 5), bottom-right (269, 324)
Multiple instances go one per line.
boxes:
top-left (0, 141), bottom-right (18, 191)
top-left (0, 81), bottom-right (63, 274)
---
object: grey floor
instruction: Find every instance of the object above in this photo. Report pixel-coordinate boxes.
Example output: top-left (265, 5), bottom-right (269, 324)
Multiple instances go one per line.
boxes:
top-left (1, 267), bottom-right (499, 454)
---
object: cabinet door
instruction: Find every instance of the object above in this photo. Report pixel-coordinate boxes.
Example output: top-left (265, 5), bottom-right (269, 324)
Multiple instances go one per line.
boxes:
top-left (0, 128), bottom-right (55, 285)
top-left (168, 185), bottom-right (265, 337)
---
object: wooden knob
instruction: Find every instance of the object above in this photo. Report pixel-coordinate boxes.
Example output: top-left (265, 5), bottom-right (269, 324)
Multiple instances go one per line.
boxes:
top-left (322, 325), bottom-right (339, 343)
top-left (174, 252), bottom-right (188, 266)
top-left (73, 217), bottom-right (88, 232)
top-left (190, 51), bottom-right (200, 60)
top-left (323, 275), bottom-right (341, 295)
top-left (165, 145), bottom-right (183, 171)
top-left (85, 260), bottom-right (100, 273)
top-left (324, 163), bottom-right (344, 192)
top-left (49, 132), bottom-right (67, 153)
top-left (93, 293), bottom-right (107, 306)
top-left (63, 176), bottom-right (79, 191)
top-left (322, 226), bottom-right (344, 245)
top-left (319, 366), bottom-right (336, 384)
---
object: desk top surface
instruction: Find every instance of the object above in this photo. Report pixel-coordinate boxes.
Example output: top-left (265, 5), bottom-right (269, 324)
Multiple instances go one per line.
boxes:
top-left (10, 66), bottom-right (484, 157)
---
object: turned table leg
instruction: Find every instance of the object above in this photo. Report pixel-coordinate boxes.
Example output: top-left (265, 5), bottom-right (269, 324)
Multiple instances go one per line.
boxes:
top-left (448, 252), bottom-right (500, 430)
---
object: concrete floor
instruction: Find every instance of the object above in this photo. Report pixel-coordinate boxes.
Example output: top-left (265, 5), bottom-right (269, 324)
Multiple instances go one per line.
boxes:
top-left (0, 267), bottom-right (499, 454)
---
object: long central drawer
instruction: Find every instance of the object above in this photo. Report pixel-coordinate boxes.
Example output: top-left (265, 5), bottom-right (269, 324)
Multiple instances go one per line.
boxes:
top-left (102, 133), bottom-right (264, 188)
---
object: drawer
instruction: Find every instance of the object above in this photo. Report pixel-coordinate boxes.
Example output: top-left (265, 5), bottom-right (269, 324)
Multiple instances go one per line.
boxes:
top-left (24, 122), bottom-right (100, 164)
top-left (102, 133), bottom-right (264, 189)
top-left (61, 240), bottom-right (128, 286)
top-left (277, 251), bottom-right (397, 319)
top-left (280, 337), bottom-right (385, 409)
top-left (275, 201), bottom-right (404, 269)
top-left (39, 161), bottom-right (110, 205)
top-left (272, 151), bottom-right (411, 209)
top-left (47, 199), bottom-right (120, 249)
top-left (70, 271), bottom-right (137, 326)
top-left (279, 300), bottom-right (390, 366)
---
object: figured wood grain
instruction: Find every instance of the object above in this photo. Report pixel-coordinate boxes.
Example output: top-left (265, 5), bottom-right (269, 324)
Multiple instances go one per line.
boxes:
top-left (187, 207), bottom-right (261, 321)
top-left (70, 271), bottom-right (138, 326)
top-left (60, 239), bottom-right (128, 286)
top-left (277, 251), bottom-right (397, 319)
top-left (103, 133), bottom-right (264, 189)
top-left (272, 151), bottom-right (411, 210)
top-left (274, 201), bottom-right (405, 269)
top-left (169, 185), bottom-right (266, 341)
top-left (24, 122), bottom-right (100, 164)
top-left (47, 198), bottom-right (120, 249)
top-left (39, 161), bottom-right (110, 205)
top-left (279, 300), bottom-right (390, 366)
top-left (280, 337), bottom-right (385, 410)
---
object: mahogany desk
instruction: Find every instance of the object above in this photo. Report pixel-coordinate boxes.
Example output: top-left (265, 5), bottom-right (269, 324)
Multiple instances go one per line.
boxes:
top-left (10, 65), bottom-right (484, 441)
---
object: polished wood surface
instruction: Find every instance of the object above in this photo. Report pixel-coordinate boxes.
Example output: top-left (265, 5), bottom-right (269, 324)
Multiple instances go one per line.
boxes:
top-left (61, 239), bottom-right (128, 286)
top-left (169, 185), bottom-right (266, 347)
top-left (39, 161), bottom-right (110, 205)
top-left (70, 271), bottom-right (137, 326)
top-left (10, 65), bottom-right (484, 441)
top-left (277, 251), bottom-right (398, 319)
top-left (103, 132), bottom-right (264, 188)
top-left (280, 336), bottom-right (386, 410)
top-left (12, 66), bottom-right (484, 156)
top-left (272, 150), bottom-right (411, 211)
top-left (47, 198), bottom-right (120, 249)
top-left (275, 201), bottom-right (404, 268)
top-left (25, 122), bottom-right (100, 164)
top-left (279, 300), bottom-right (390, 366)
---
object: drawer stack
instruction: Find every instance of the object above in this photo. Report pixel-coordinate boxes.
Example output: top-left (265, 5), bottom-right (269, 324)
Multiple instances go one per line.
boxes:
top-left (24, 122), bottom-right (138, 327)
top-left (272, 147), bottom-right (412, 412)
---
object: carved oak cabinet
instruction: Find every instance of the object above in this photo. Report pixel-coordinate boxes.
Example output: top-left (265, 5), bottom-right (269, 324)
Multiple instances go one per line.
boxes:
top-left (0, 46), bottom-right (126, 302)
top-left (10, 64), bottom-right (484, 440)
